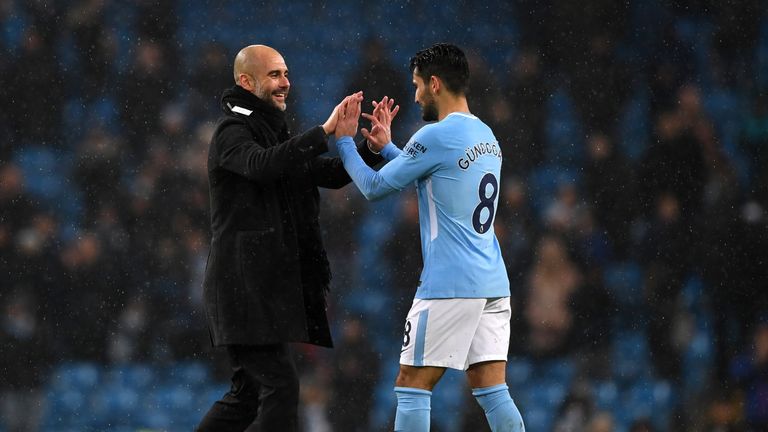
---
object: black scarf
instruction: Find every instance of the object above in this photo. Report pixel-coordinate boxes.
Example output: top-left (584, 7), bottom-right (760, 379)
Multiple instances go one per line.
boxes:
top-left (220, 85), bottom-right (290, 144)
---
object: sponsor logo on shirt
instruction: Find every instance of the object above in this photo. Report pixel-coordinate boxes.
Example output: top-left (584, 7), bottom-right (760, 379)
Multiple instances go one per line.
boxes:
top-left (404, 140), bottom-right (428, 158)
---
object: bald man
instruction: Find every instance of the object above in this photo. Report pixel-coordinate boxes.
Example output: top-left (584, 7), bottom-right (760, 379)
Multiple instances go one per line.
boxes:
top-left (197, 45), bottom-right (381, 431)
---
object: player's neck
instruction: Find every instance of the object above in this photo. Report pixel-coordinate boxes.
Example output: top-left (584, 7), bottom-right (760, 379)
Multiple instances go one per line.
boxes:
top-left (437, 94), bottom-right (470, 121)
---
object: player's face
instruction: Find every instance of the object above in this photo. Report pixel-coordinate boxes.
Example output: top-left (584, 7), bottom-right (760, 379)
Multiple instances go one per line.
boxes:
top-left (249, 53), bottom-right (290, 111)
top-left (413, 72), bottom-right (438, 122)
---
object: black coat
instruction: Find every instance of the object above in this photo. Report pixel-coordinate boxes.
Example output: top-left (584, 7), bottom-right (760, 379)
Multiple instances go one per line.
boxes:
top-left (203, 86), bottom-right (380, 347)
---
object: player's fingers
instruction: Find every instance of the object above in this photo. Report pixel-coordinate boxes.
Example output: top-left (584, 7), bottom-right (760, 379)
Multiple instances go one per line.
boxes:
top-left (361, 128), bottom-right (371, 139)
top-left (367, 112), bottom-right (383, 124)
top-left (391, 105), bottom-right (400, 119)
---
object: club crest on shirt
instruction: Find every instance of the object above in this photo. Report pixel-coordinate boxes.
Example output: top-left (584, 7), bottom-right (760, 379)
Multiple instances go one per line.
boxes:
top-left (457, 142), bottom-right (502, 170)
top-left (404, 140), bottom-right (428, 158)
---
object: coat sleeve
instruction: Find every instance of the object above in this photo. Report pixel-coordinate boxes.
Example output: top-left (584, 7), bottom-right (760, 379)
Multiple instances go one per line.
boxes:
top-left (309, 140), bottom-right (384, 189)
top-left (214, 120), bottom-right (329, 183)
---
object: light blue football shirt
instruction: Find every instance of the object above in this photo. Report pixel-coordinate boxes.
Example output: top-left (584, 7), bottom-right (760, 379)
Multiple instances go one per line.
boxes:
top-left (336, 112), bottom-right (510, 299)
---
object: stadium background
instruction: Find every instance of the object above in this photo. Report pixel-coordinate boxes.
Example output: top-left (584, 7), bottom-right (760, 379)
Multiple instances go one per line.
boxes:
top-left (1, 0), bottom-right (768, 431)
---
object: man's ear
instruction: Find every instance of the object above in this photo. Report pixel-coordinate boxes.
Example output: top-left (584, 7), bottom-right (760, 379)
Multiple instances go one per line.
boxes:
top-left (430, 75), bottom-right (441, 94)
top-left (238, 73), bottom-right (253, 91)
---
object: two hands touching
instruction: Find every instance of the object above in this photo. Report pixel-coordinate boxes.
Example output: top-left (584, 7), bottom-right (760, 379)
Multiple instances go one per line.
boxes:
top-left (322, 92), bottom-right (400, 152)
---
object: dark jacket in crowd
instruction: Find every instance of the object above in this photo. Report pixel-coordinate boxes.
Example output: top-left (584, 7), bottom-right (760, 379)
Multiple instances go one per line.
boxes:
top-left (203, 85), bottom-right (380, 348)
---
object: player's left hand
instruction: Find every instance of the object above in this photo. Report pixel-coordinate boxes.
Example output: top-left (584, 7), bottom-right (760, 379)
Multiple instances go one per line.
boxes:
top-left (361, 96), bottom-right (399, 151)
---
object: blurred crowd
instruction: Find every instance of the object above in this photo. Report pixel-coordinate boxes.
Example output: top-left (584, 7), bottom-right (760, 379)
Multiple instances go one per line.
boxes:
top-left (1, 1), bottom-right (768, 431)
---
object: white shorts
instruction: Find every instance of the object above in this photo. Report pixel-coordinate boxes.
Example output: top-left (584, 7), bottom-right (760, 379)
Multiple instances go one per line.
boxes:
top-left (399, 297), bottom-right (511, 371)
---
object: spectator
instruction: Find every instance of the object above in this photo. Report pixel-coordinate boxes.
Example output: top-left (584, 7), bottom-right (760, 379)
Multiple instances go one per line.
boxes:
top-left (7, 26), bottom-right (64, 145)
top-left (328, 316), bottom-right (379, 432)
top-left (65, 0), bottom-right (115, 100)
top-left (59, 232), bottom-right (125, 360)
top-left (553, 389), bottom-right (594, 432)
top-left (740, 92), bottom-right (768, 205)
top-left (382, 194), bottom-right (422, 322)
top-left (587, 412), bottom-right (615, 432)
top-left (582, 132), bottom-right (637, 257)
top-left (118, 40), bottom-right (172, 152)
top-left (638, 105), bottom-right (706, 228)
top-left (522, 234), bottom-right (583, 357)
top-left (503, 47), bottom-right (547, 171)
top-left (639, 191), bottom-right (690, 380)
top-left (731, 317), bottom-right (768, 430)
top-left (188, 42), bottom-right (232, 122)
top-left (629, 418), bottom-right (655, 432)
top-left (544, 182), bottom-right (590, 235)
top-left (569, 34), bottom-right (631, 134)
top-left (73, 127), bottom-right (126, 225)
top-left (345, 38), bottom-right (411, 139)
top-left (0, 290), bottom-right (52, 432)
top-left (496, 176), bottom-right (535, 292)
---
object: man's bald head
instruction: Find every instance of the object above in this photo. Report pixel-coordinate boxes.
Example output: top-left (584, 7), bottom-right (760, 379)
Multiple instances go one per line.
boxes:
top-left (233, 45), bottom-right (281, 83)
top-left (233, 44), bottom-right (290, 111)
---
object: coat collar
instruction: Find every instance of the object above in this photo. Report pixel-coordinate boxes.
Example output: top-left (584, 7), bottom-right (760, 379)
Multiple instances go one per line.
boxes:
top-left (220, 85), bottom-right (287, 134)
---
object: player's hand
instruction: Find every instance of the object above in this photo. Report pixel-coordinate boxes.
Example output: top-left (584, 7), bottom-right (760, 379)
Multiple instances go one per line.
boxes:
top-left (335, 91), bottom-right (363, 139)
top-left (361, 96), bottom-right (400, 151)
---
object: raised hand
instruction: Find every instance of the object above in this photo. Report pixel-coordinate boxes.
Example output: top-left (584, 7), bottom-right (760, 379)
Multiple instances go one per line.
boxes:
top-left (335, 91), bottom-right (363, 139)
top-left (361, 96), bottom-right (400, 151)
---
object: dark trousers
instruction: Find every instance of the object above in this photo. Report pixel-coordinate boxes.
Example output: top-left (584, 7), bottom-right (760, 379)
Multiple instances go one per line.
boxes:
top-left (196, 344), bottom-right (299, 432)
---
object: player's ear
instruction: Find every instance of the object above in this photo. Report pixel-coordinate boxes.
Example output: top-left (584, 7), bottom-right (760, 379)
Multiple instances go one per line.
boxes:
top-left (430, 75), bottom-right (440, 94)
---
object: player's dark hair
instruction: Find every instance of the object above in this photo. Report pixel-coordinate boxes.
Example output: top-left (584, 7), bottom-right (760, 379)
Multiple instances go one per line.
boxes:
top-left (409, 43), bottom-right (469, 95)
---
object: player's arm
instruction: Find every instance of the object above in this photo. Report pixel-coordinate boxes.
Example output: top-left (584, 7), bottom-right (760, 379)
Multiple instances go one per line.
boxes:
top-left (336, 130), bottom-right (438, 201)
top-left (307, 140), bottom-right (384, 190)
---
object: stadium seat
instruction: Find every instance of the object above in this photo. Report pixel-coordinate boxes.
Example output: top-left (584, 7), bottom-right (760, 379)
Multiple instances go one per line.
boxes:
top-left (507, 357), bottom-right (533, 388)
top-left (603, 261), bottom-right (646, 330)
top-left (617, 88), bottom-right (650, 161)
top-left (104, 363), bottom-right (155, 390)
top-left (49, 362), bottom-right (101, 392)
top-left (527, 164), bottom-right (581, 218)
top-left (592, 380), bottom-right (620, 412)
top-left (431, 369), bottom-right (467, 432)
top-left (165, 360), bottom-right (211, 388)
top-left (612, 331), bottom-right (652, 384)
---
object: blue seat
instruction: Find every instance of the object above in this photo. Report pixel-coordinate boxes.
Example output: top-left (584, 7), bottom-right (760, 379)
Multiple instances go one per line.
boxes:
top-left (89, 385), bottom-right (140, 427)
top-left (527, 164), bottom-right (581, 218)
top-left (603, 260), bottom-right (644, 309)
top-left (522, 404), bottom-right (555, 432)
top-left (617, 88), bottom-right (650, 161)
top-left (592, 380), bottom-right (619, 411)
top-left (369, 360), bottom-right (400, 431)
top-left (105, 363), bottom-right (155, 390)
top-left (612, 331), bottom-right (651, 383)
top-left (166, 361), bottom-right (210, 387)
top-left (431, 369), bottom-right (467, 432)
top-left (49, 362), bottom-right (101, 392)
top-left (539, 359), bottom-right (576, 386)
top-left (507, 358), bottom-right (532, 388)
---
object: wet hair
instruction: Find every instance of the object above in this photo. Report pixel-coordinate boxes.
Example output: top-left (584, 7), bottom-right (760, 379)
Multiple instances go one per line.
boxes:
top-left (409, 43), bottom-right (469, 95)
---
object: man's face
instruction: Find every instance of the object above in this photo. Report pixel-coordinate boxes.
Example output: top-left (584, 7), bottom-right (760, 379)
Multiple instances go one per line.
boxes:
top-left (413, 71), bottom-right (438, 122)
top-left (249, 53), bottom-right (290, 111)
